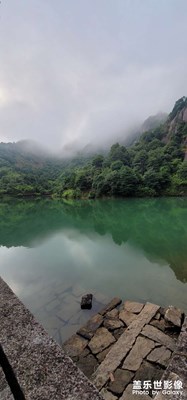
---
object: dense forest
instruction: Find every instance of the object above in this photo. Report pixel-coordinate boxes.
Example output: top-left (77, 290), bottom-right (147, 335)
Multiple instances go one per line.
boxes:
top-left (0, 97), bottom-right (187, 198)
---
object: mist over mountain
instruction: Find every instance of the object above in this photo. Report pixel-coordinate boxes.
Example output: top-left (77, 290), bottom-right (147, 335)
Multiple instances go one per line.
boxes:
top-left (0, 97), bottom-right (186, 198)
top-left (0, 110), bottom-right (169, 159)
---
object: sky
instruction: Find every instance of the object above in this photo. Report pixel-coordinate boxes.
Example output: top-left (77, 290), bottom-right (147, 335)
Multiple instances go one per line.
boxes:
top-left (0, 0), bottom-right (187, 152)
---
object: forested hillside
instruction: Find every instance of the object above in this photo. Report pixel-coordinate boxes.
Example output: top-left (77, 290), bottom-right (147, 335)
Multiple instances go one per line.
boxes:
top-left (0, 97), bottom-right (187, 198)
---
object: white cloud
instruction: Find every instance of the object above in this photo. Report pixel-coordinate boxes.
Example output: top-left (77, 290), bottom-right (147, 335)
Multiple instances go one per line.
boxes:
top-left (0, 0), bottom-right (187, 151)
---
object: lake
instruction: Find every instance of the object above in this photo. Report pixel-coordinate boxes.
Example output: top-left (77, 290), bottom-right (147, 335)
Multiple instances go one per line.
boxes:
top-left (0, 197), bottom-right (187, 344)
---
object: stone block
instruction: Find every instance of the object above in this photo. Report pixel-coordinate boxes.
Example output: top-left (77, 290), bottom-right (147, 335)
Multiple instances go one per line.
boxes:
top-left (99, 298), bottom-right (122, 316)
top-left (124, 301), bottom-right (144, 314)
top-left (104, 318), bottom-right (124, 331)
top-left (164, 306), bottom-right (183, 328)
top-left (100, 388), bottom-right (118, 400)
top-left (119, 310), bottom-right (137, 326)
top-left (141, 324), bottom-right (176, 351)
top-left (62, 334), bottom-right (88, 357)
top-left (88, 328), bottom-right (116, 354)
top-left (146, 346), bottom-right (171, 367)
top-left (77, 314), bottom-right (103, 339)
top-left (122, 336), bottom-right (155, 371)
top-left (108, 368), bottom-right (134, 395)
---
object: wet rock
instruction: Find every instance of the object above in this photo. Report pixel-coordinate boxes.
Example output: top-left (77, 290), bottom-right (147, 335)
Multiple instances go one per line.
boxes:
top-left (113, 327), bottom-right (126, 340)
top-left (79, 347), bottom-right (90, 358)
top-left (77, 314), bottom-right (103, 339)
top-left (150, 318), bottom-right (165, 332)
top-left (164, 306), bottom-right (183, 328)
top-left (147, 345), bottom-right (172, 367)
top-left (108, 368), bottom-right (134, 395)
top-left (134, 361), bottom-right (163, 386)
top-left (77, 354), bottom-right (99, 378)
top-left (124, 301), bottom-right (144, 314)
top-left (100, 388), bottom-right (118, 400)
top-left (122, 336), bottom-right (155, 371)
top-left (119, 310), bottom-right (137, 326)
top-left (141, 324), bottom-right (176, 351)
top-left (106, 309), bottom-right (119, 319)
top-left (62, 334), bottom-right (88, 357)
top-left (99, 298), bottom-right (122, 316)
top-left (81, 294), bottom-right (93, 309)
top-left (88, 328), bottom-right (116, 354)
top-left (104, 318), bottom-right (124, 331)
top-left (96, 345), bottom-right (113, 363)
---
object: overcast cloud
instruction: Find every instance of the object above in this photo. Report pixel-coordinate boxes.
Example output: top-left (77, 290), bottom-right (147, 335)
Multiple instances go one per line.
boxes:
top-left (0, 0), bottom-right (187, 152)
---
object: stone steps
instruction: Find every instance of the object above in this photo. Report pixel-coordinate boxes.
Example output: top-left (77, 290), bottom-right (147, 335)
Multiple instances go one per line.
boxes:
top-left (62, 298), bottom-right (185, 400)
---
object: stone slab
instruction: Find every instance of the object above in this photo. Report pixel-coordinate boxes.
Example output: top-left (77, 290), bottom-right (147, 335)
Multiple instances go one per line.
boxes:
top-left (146, 346), bottom-right (171, 367)
top-left (150, 318), bottom-right (165, 331)
top-left (99, 298), bottom-right (122, 316)
top-left (0, 278), bottom-right (103, 400)
top-left (77, 354), bottom-right (99, 378)
top-left (124, 301), bottom-right (144, 314)
top-left (141, 324), bottom-right (176, 351)
top-left (62, 334), bottom-right (88, 358)
top-left (122, 336), bottom-right (155, 371)
top-left (93, 302), bottom-right (160, 390)
top-left (119, 310), bottom-right (137, 326)
top-left (96, 345), bottom-right (113, 363)
top-left (77, 314), bottom-right (103, 339)
top-left (164, 306), bottom-right (182, 328)
top-left (88, 328), bottom-right (116, 354)
top-left (103, 318), bottom-right (124, 331)
top-left (106, 309), bottom-right (119, 319)
top-left (108, 368), bottom-right (134, 395)
top-left (100, 388), bottom-right (118, 400)
top-left (134, 360), bottom-right (163, 385)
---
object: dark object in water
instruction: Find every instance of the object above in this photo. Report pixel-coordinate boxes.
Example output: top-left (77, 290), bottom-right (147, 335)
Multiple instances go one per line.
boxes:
top-left (81, 294), bottom-right (93, 309)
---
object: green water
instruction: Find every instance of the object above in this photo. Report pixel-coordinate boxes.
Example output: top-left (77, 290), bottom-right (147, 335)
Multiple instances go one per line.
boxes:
top-left (0, 197), bottom-right (187, 343)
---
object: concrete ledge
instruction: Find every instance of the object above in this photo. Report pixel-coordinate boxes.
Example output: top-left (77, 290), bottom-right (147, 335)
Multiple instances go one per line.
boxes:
top-left (0, 278), bottom-right (103, 400)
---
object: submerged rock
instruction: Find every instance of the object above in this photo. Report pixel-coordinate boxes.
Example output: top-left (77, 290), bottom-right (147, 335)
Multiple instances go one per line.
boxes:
top-left (81, 293), bottom-right (93, 309)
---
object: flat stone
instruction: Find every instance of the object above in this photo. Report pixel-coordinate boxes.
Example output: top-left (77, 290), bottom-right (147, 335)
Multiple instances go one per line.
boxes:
top-left (119, 384), bottom-right (152, 400)
top-left (99, 298), bottom-right (122, 316)
top-left (96, 345), bottom-right (113, 363)
top-left (88, 328), bottom-right (116, 354)
top-left (119, 310), bottom-right (137, 326)
top-left (104, 318), bottom-right (124, 331)
top-left (100, 388), bottom-right (118, 400)
top-left (79, 347), bottom-right (90, 358)
top-left (134, 360), bottom-right (163, 384)
top-left (113, 327), bottom-right (126, 340)
top-left (147, 346), bottom-right (172, 367)
top-left (77, 354), bottom-right (99, 378)
top-left (108, 369), bottom-right (134, 395)
top-left (150, 319), bottom-right (165, 332)
top-left (141, 324), bottom-right (176, 351)
top-left (164, 306), bottom-right (183, 328)
top-left (124, 301), bottom-right (144, 314)
top-left (77, 314), bottom-right (103, 339)
top-left (93, 302), bottom-right (160, 390)
top-left (106, 309), bottom-right (119, 319)
top-left (62, 334), bottom-right (88, 357)
top-left (122, 336), bottom-right (155, 371)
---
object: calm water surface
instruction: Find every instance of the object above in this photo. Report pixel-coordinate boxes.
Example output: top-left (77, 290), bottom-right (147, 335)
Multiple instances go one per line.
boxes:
top-left (0, 197), bottom-right (187, 343)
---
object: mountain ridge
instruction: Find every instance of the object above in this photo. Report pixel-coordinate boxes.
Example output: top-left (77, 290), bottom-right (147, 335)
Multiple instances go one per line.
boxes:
top-left (0, 97), bottom-right (186, 198)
